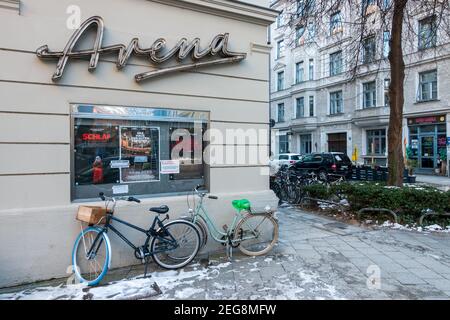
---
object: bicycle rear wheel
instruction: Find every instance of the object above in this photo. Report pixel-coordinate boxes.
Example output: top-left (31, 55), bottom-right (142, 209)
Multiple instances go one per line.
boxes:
top-left (72, 227), bottom-right (111, 286)
top-left (180, 216), bottom-right (209, 250)
top-left (234, 213), bottom-right (279, 256)
top-left (151, 220), bottom-right (200, 269)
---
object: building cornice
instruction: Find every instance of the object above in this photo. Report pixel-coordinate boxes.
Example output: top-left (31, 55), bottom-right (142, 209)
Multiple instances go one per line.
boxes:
top-left (149, 0), bottom-right (279, 26)
top-left (0, 0), bottom-right (20, 13)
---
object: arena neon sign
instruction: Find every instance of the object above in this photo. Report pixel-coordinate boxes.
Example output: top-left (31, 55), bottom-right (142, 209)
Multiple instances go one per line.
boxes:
top-left (36, 16), bottom-right (246, 82)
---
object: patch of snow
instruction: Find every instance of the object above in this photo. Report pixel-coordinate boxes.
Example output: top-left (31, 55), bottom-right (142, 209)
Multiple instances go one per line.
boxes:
top-left (0, 277), bottom-right (159, 300)
top-left (380, 221), bottom-right (450, 233)
top-left (174, 287), bottom-right (204, 299)
top-left (425, 224), bottom-right (443, 231)
top-left (212, 282), bottom-right (234, 290)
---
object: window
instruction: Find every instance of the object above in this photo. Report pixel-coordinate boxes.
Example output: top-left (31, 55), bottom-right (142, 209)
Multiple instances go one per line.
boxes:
top-left (362, 0), bottom-right (376, 15)
top-left (296, 25), bottom-right (306, 46)
top-left (279, 135), bottom-right (289, 154)
top-left (419, 16), bottom-right (437, 50)
top-left (384, 93), bottom-right (390, 108)
top-left (382, 0), bottom-right (391, 10)
top-left (383, 31), bottom-right (390, 58)
top-left (297, 0), bottom-right (315, 18)
top-left (384, 78), bottom-right (390, 107)
top-left (330, 11), bottom-right (343, 35)
top-left (277, 103), bottom-right (285, 122)
top-left (277, 71), bottom-right (285, 91)
top-left (300, 134), bottom-right (312, 154)
top-left (330, 91), bottom-right (343, 114)
top-left (363, 81), bottom-right (377, 108)
top-left (295, 61), bottom-right (304, 84)
top-left (418, 70), bottom-right (438, 101)
top-left (71, 104), bottom-right (207, 201)
top-left (279, 155), bottom-right (289, 160)
top-left (308, 59), bottom-right (314, 80)
top-left (296, 97), bottom-right (305, 118)
top-left (330, 51), bottom-right (343, 76)
top-left (367, 129), bottom-right (386, 155)
top-left (363, 36), bottom-right (376, 64)
top-left (309, 96), bottom-right (314, 116)
top-left (276, 40), bottom-right (284, 59)
top-left (276, 11), bottom-right (283, 28)
top-left (307, 22), bottom-right (316, 41)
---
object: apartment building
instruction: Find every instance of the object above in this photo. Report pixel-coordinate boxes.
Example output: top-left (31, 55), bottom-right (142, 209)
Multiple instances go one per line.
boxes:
top-left (270, 0), bottom-right (450, 174)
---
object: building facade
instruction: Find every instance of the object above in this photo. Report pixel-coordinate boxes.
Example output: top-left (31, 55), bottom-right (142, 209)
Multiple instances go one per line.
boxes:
top-left (0, 0), bottom-right (277, 287)
top-left (270, 0), bottom-right (450, 174)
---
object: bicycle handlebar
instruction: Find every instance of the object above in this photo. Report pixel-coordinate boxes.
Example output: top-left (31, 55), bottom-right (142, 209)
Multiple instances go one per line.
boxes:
top-left (127, 196), bottom-right (141, 203)
top-left (193, 185), bottom-right (218, 200)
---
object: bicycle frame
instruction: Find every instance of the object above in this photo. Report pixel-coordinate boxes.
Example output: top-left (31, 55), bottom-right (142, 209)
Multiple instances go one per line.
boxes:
top-left (190, 193), bottom-right (260, 245)
top-left (85, 212), bottom-right (177, 259)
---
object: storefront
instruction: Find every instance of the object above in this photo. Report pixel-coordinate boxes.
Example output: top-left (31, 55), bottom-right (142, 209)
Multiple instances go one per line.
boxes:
top-left (408, 115), bottom-right (447, 173)
top-left (0, 0), bottom-right (277, 287)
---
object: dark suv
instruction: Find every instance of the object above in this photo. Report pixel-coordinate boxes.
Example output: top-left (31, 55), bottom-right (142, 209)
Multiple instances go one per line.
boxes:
top-left (292, 152), bottom-right (353, 179)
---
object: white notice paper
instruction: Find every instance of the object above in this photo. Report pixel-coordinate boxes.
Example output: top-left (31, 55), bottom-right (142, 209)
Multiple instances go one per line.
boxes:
top-left (112, 185), bottom-right (129, 194)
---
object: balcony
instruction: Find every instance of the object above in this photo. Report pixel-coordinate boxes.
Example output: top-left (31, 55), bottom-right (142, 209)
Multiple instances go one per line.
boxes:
top-left (291, 117), bottom-right (318, 132)
top-left (353, 106), bottom-right (390, 127)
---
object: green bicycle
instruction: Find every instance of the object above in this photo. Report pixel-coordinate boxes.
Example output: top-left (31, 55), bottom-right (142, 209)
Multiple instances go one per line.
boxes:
top-left (184, 185), bottom-right (279, 258)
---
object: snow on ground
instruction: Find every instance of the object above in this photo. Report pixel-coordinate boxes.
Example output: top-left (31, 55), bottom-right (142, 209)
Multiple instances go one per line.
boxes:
top-left (0, 259), bottom-right (344, 300)
top-left (0, 277), bottom-right (160, 300)
top-left (380, 221), bottom-right (450, 233)
top-left (0, 262), bottom-right (237, 300)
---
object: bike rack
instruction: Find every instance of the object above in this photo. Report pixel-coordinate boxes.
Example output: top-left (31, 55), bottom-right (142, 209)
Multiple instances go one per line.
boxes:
top-left (357, 208), bottom-right (398, 223)
top-left (418, 211), bottom-right (450, 226)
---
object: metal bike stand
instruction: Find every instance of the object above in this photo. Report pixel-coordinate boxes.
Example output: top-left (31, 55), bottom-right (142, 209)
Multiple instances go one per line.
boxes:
top-left (143, 256), bottom-right (152, 278)
top-left (418, 211), bottom-right (450, 226)
top-left (226, 240), bottom-right (233, 261)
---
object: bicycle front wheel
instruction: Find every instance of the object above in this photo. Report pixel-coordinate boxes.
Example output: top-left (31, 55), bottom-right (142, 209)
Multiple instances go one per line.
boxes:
top-left (234, 213), bottom-right (279, 256)
top-left (72, 227), bottom-right (111, 286)
top-left (151, 220), bottom-right (200, 269)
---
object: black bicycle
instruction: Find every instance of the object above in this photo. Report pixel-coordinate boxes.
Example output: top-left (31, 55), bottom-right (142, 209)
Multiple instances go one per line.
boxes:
top-left (72, 193), bottom-right (201, 286)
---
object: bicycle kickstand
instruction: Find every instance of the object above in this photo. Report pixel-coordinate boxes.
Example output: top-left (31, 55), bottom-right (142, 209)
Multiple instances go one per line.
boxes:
top-left (226, 239), bottom-right (233, 261)
top-left (143, 256), bottom-right (151, 279)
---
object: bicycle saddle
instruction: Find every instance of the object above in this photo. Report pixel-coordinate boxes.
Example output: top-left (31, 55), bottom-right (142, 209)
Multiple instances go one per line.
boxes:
top-left (149, 205), bottom-right (169, 214)
top-left (232, 199), bottom-right (251, 211)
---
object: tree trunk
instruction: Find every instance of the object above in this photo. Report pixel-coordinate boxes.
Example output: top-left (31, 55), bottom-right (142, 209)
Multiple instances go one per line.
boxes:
top-left (387, 0), bottom-right (408, 186)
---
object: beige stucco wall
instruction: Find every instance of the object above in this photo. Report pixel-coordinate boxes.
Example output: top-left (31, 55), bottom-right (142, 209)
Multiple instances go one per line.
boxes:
top-left (0, 0), bottom-right (277, 287)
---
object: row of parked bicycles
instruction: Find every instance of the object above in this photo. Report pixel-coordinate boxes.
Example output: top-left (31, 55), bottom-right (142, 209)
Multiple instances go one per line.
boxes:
top-left (270, 165), bottom-right (346, 205)
top-left (72, 185), bottom-right (278, 286)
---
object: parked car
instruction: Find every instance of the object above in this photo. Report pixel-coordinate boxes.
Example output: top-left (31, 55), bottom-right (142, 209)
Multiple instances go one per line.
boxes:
top-left (292, 152), bottom-right (353, 179)
top-left (269, 153), bottom-right (302, 176)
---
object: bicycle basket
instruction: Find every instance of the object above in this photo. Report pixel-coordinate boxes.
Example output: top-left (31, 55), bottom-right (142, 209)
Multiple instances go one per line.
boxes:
top-left (76, 206), bottom-right (107, 225)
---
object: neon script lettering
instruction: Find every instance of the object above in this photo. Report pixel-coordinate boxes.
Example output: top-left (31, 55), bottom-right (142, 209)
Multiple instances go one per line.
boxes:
top-left (36, 16), bottom-right (246, 82)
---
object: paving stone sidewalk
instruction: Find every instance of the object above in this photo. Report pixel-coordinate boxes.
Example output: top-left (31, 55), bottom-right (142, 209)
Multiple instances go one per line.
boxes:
top-left (2, 206), bottom-right (450, 300)
top-left (150, 206), bottom-right (450, 300)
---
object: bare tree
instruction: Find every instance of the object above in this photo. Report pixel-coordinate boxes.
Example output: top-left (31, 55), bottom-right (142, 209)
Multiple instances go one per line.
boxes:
top-left (275, 0), bottom-right (450, 186)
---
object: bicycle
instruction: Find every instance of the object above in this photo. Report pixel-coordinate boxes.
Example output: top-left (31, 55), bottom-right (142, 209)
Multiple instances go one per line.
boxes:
top-left (72, 193), bottom-right (201, 286)
top-left (184, 185), bottom-right (279, 259)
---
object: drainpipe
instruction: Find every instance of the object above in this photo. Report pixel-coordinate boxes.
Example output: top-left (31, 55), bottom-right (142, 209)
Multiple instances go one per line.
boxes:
top-left (268, 23), bottom-right (272, 156)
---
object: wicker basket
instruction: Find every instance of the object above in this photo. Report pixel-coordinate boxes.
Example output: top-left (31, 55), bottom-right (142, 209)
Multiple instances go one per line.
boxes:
top-left (76, 206), bottom-right (107, 225)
